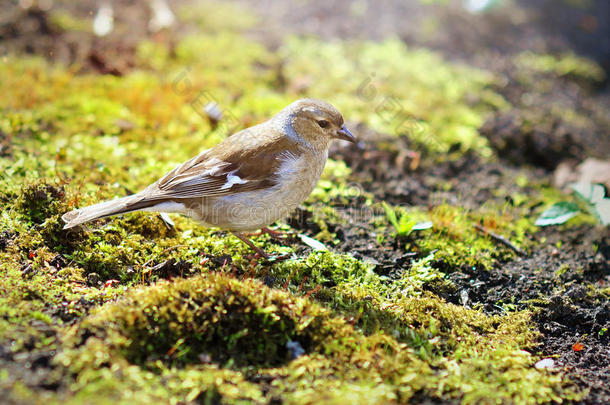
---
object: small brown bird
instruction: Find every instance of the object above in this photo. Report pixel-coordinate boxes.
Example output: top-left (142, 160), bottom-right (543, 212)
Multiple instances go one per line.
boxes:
top-left (62, 99), bottom-right (356, 258)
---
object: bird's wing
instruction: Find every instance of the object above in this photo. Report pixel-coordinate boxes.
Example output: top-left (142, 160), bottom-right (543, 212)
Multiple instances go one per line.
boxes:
top-left (145, 126), bottom-right (303, 199)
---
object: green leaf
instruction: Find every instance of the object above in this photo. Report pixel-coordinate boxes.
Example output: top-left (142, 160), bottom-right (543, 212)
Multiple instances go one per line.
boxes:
top-left (298, 234), bottom-right (328, 251)
top-left (412, 221), bottom-right (433, 231)
top-left (397, 216), bottom-right (418, 236)
top-left (593, 199), bottom-right (610, 226)
top-left (535, 202), bottom-right (580, 226)
top-left (570, 182), bottom-right (610, 226)
top-left (570, 182), bottom-right (605, 204)
top-left (382, 202), bottom-right (400, 231)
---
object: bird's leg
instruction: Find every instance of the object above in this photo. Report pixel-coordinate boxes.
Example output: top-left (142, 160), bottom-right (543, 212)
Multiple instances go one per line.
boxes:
top-left (232, 232), bottom-right (269, 258)
top-left (260, 227), bottom-right (289, 238)
top-left (243, 227), bottom-right (289, 239)
top-left (231, 232), bottom-right (290, 262)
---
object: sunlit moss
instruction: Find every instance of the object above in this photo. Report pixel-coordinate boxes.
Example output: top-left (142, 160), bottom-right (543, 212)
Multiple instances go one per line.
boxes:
top-left (376, 202), bottom-right (535, 269)
top-left (515, 51), bottom-right (606, 82)
top-left (176, 1), bottom-right (259, 33)
top-left (281, 37), bottom-right (509, 156)
top-left (49, 10), bottom-right (92, 33)
top-left (53, 274), bottom-right (578, 404)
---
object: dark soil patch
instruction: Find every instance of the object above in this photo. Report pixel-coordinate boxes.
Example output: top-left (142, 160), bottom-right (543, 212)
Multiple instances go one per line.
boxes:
top-left (444, 225), bottom-right (610, 404)
top-left (0, 129), bottom-right (12, 157)
top-left (330, 128), bottom-right (544, 210)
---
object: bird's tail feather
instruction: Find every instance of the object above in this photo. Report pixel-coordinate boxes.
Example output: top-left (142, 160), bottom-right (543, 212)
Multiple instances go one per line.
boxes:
top-left (62, 194), bottom-right (150, 229)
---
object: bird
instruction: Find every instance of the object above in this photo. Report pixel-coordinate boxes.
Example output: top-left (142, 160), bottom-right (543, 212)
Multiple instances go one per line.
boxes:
top-left (62, 99), bottom-right (356, 259)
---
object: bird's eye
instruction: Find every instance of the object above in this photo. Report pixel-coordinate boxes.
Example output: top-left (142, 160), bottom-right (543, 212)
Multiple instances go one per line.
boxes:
top-left (317, 120), bottom-right (330, 128)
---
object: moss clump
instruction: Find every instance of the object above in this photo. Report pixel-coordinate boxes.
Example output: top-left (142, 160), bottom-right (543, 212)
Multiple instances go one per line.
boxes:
top-left (16, 182), bottom-right (66, 225)
top-left (117, 212), bottom-right (176, 240)
top-left (54, 273), bottom-right (579, 404)
top-left (270, 251), bottom-right (376, 288)
top-left (514, 51), bottom-right (606, 83)
top-left (62, 273), bottom-right (339, 368)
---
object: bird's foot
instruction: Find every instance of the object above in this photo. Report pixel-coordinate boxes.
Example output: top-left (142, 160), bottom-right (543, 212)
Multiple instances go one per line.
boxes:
top-left (232, 232), bottom-right (291, 263)
top-left (244, 227), bottom-right (292, 240)
top-left (261, 227), bottom-right (291, 239)
top-left (259, 253), bottom-right (291, 263)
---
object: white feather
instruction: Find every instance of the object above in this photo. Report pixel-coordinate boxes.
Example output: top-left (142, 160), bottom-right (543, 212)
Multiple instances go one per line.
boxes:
top-left (220, 172), bottom-right (248, 190)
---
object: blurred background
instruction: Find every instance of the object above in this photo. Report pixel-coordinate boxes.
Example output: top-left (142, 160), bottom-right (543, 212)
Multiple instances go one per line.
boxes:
top-left (2, 0), bottom-right (610, 75)
top-left (2, 0), bottom-right (609, 168)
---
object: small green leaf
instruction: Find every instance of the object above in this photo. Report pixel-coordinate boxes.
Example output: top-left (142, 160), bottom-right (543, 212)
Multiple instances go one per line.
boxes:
top-left (535, 202), bottom-right (580, 226)
top-left (382, 202), bottom-right (400, 231)
top-left (298, 234), bottom-right (328, 251)
top-left (570, 182), bottom-right (605, 204)
top-left (570, 182), bottom-right (610, 226)
top-left (412, 221), bottom-right (433, 231)
top-left (398, 216), bottom-right (418, 236)
top-left (593, 199), bottom-right (610, 226)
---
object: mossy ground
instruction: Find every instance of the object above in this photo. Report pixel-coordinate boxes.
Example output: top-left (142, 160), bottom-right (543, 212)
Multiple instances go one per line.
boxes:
top-left (1, 0), bottom-right (609, 404)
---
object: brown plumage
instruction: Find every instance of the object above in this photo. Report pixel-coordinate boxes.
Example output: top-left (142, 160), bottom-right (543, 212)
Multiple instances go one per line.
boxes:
top-left (62, 98), bottom-right (356, 258)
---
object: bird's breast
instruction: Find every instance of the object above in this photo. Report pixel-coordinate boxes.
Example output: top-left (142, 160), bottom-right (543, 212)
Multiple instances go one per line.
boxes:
top-left (273, 149), bottom-right (327, 202)
top-left (203, 150), bottom-right (327, 231)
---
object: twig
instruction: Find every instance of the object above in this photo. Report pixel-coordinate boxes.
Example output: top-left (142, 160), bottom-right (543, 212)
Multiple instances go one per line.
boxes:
top-left (473, 224), bottom-right (527, 257)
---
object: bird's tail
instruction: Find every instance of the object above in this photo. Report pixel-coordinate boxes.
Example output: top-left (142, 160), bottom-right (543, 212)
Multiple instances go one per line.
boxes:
top-left (62, 194), bottom-right (148, 229)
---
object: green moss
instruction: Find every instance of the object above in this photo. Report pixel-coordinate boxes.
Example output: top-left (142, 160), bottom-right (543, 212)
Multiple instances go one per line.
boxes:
top-left (49, 10), bottom-right (92, 33)
top-left (176, 1), bottom-right (259, 33)
top-left (515, 51), bottom-right (606, 82)
top-left (270, 251), bottom-right (376, 289)
top-left (376, 202), bottom-right (535, 269)
top-left (52, 274), bottom-right (578, 404)
top-left (16, 182), bottom-right (66, 225)
top-left (281, 37), bottom-right (508, 156)
top-left (62, 274), bottom-right (337, 368)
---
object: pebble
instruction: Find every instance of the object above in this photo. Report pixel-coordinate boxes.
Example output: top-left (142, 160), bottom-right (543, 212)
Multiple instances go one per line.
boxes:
top-left (534, 358), bottom-right (555, 369)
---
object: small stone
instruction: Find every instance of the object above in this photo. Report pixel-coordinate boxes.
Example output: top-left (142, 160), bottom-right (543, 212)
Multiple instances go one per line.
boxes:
top-left (535, 358), bottom-right (555, 369)
top-left (21, 263), bottom-right (35, 278)
top-left (263, 275), bottom-right (276, 288)
top-left (286, 340), bottom-right (305, 360)
top-left (204, 102), bottom-right (223, 128)
top-left (198, 353), bottom-right (212, 364)
top-left (114, 118), bottom-right (136, 131)
top-left (460, 290), bottom-right (469, 306)
top-left (49, 254), bottom-right (66, 269)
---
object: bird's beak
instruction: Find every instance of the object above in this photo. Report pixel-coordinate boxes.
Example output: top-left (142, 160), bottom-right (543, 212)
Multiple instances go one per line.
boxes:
top-left (335, 125), bottom-right (356, 143)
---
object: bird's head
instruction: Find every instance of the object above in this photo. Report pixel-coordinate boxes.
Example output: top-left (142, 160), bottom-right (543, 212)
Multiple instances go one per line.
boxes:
top-left (277, 99), bottom-right (356, 150)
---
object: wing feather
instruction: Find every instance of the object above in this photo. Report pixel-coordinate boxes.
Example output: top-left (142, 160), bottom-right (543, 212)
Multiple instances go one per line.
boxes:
top-left (143, 126), bottom-right (303, 200)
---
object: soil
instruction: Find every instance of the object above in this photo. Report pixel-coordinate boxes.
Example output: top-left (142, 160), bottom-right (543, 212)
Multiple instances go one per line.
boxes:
top-left (1, 0), bottom-right (609, 403)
